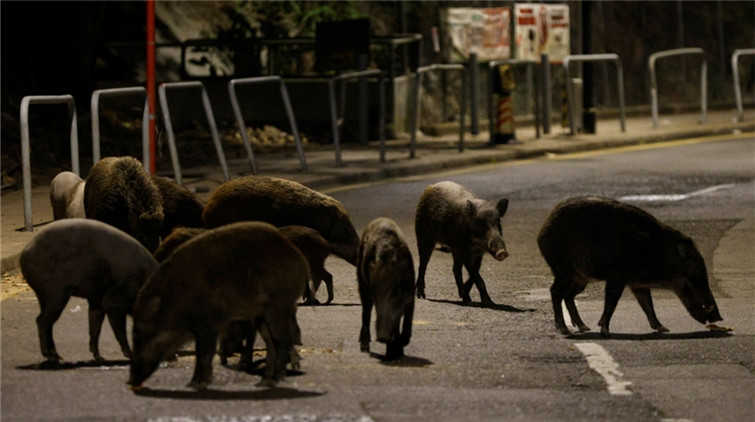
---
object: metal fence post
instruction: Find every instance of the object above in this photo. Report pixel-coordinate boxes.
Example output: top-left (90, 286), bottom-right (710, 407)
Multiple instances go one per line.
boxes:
top-left (648, 48), bottom-right (706, 128)
top-left (91, 87), bottom-right (149, 171)
top-left (563, 54), bottom-right (626, 135)
top-left (732, 49), bottom-right (755, 122)
top-left (541, 53), bottom-right (552, 134)
top-left (469, 53), bottom-right (479, 135)
top-left (19, 95), bottom-right (80, 231)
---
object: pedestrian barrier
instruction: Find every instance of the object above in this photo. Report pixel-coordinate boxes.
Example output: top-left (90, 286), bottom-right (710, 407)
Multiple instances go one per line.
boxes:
top-left (328, 69), bottom-right (386, 167)
top-left (158, 81), bottom-right (229, 185)
top-left (732, 48), bottom-right (755, 122)
top-left (649, 48), bottom-right (707, 128)
top-left (228, 76), bottom-right (308, 174)
top-left (487, 59), bottom-right (540, 143)
top-left (90, 87), bottom-right (149, 171)
top-left (19, 95), bottom-right (80, 232)
top-left (563, 54), bottom-right (626, 135)
top-left (409, 64), bottom-right (467, 158)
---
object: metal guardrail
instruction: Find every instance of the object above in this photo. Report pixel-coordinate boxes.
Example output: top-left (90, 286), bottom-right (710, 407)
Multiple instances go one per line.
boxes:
top-left (158, 81), bottom-right (229, 185)
top-left (410, 64), bottom-right (467, 158)
top-left (19, 95), bottom-right (80, 231)
top-left (563, 54), bottom-right (626, 135)
top-left (649, 48), bottom-right (707, 128)
top-left (487, 59), bottom-right (541, 142)
top-left (91, 87), bottom-right (149, 171)
top-left (228, 76), bottom-right (308, 174)
top-left (328, 69), bottom-right (386, 167)
top-left (732, 48), bottom-right (755, 122)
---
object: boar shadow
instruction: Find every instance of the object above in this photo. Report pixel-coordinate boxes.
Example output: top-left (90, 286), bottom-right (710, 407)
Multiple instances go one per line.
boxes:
top-left (565, 330), bottom-right (732, 341)
top-left (132, 386), bottom-right (325, 400)
top-left (18, 359), bottom-right (130, 371)
top-left (426, 298), bottom-right (535, 313)
top-left (368, 352), bottom-right (434, 367)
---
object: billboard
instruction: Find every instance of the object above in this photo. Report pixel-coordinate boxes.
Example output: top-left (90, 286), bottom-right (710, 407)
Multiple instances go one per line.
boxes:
top-left (514, 4), bottom-right (570, 62)
top-left (443, 7), bottom-right (511, 63)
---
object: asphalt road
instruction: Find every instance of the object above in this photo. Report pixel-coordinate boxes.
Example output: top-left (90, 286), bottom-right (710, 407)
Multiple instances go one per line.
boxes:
top-left (2, 135), bottom-right (753, 422)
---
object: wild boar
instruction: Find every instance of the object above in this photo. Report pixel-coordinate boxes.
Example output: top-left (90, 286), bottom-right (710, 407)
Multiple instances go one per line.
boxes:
top-left (202, 176), bottom-right (359, 265)
top-left (537, 196), bottom-right (723, 336)
top-left (149, 175), bottom-right (205, 239)
top-left (415, 181), bottom-right (509, 306)
top-left (84, 156), bottom-right (163, 252)
top-left (129, 222), bottom-right (309, 390)
top-left (19, 219), bottom-right (158, 362)
top-left (358, 218), bottom-right (415, 360)
top-left (50, 171), bottom-right (86, 219)
top-left (152, 227), bottom-right (206, 263)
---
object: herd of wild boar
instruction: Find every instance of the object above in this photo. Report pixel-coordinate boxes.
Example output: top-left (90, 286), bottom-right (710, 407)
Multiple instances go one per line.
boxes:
top-left (21, 156), bottom-right (724, 390)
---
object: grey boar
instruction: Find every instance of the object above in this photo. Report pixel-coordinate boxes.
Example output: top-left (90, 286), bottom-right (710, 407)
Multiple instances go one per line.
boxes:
top-left (19, 219), bottom-right (158, 362)
top-left (129, 222), bottom-right (309, 390)
top-left (537, 196), bottom-right (723, 337)
top-left (152, 226), bottom-right (332, 305)
top-left (358, 218), bottom-right (415, 360)
top-left (415, 181), bottom-right (509, 306)
top-left (84, 157), bottom-right (163, 252)
top-left (202, 175), bottom-right (359, 265)
top-left (50, 171), bottom-right (86, 219)
top-left (149, 174), bottom-right (205, 239)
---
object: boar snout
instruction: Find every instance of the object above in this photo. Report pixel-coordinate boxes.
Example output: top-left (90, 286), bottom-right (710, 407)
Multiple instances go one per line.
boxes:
top-left (494, 249), bottom-right (509, 261)
top-left (705, 303), bottom-right (723, 323)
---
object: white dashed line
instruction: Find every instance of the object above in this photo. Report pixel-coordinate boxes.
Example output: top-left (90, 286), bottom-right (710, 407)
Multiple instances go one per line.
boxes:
top-left (574, 342), bottom-right (633, 396)
top-left (619, 183), bottom-right (735, 202)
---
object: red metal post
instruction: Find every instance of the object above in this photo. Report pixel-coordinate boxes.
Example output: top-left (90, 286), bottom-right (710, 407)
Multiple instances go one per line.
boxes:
top-left (146, 0), bottom-right (157, 173)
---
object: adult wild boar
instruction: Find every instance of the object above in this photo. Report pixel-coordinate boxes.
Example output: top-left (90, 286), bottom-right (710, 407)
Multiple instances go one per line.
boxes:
top-left (202, 176), bottom-right (359, 265)
top-left (415, 181), bottom-right (509, 306)
top-left (149, 175), bottom-right (205, 239)
top-left (50, 171), bottom-right (86, 219)
top-left (129, 222), bottom-right (309, 390)
top-left (537, 196), bottom-right (723, 336)
top-left (358, 218), bottom-right (415, 360)
top-left (84, 157), bottom-right (163, 252)
top-left (20, 219), bottom-right (158, 363)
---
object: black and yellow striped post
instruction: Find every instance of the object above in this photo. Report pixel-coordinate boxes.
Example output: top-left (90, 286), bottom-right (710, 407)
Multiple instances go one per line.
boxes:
top-left (492, 64), bottom-right (517, 144)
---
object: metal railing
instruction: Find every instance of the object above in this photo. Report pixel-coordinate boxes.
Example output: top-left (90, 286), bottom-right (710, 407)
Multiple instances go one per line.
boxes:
top-left (228, 76), bottom-right (308, 174)
top-left (648, 48), bottom-right (707, 128)
top-left (328, 69), bottom-right (386, 167)
top-left (410, 64), bottom-right (467, 158)
top-left (158, 81), bottom-right (229, 185)
top-left (563, 54), bottom-right (626, 135)
top-left (91, 87), bottom-right (149, 170)
top-left (487, 59), bottom-right (541, 142)
top-left (19, 95), bottom-right (80, 231)
top-left (732, 48), bottom-right (755, 122)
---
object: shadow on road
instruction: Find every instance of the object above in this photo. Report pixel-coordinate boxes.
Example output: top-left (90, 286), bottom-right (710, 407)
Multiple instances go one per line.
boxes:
top-left (566, 330), bottom-right (733, 341)
top-left (425, 298), bottom-right (535, 313)
top-left (131, 386), bottom-right (325, 400)
top-left (17, 359), bottom-right (130, 370)
top-left (367, 352), bottom-right (434, 367)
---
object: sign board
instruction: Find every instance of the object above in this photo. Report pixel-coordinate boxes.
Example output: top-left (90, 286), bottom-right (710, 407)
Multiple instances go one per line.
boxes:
top-left (514, 4), bottom-right (570, 62)
top-left (443, 7), bottom-right (511, 63)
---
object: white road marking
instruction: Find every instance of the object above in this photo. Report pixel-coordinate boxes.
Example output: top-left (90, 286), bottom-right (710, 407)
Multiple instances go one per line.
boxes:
top-left (574, 342), bottom-right (633, 396)
top-left (619, 183), bottom-right (735, 202)
top-left (149, 415), bottom-right (375, 422)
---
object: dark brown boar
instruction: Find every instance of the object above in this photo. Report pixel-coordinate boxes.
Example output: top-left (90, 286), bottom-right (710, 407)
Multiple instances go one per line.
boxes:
top-left (537, 196), bottom-right (723, 336)
top-left (84, 157), bottom-right (163, 252)
top-left (149, 175), bottom-right (205, 239)
top-left (358, 218), bottom-right (415, 360)
top-left (152, 227), bottom-right (207, 262)
top-left (202, 176), bottom-right (359, 265)
top-left (128, 222), bottom-right (309, 390)
top-left (415, 181), bottom-right (509, 306)
top-left (50, 171), bottom-right (86, 219)
top-left (20, 219), bottom-right (158, 362)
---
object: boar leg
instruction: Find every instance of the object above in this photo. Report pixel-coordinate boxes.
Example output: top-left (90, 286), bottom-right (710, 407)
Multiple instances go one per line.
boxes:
top-left (359, 296), bottom-right (373, 353)
top-left (415, 233), bottom-right (435, 299)
top-left (630, 287), bottom-right (669, 333)
top-left (463, 254), bottom-right (493, 306)
top-left (106, 311), bottom-right (132, 359)
top-left (35, 294), bottom-right (69, 362)
top-left (260, 311), bottom-right (293, 385)
top-left (322, 270), bottom-right (334, 305)
top-left (188, 326), bottom-right (219, 390)
top-left (550, 278), bottom-right (572, 335)
top-left (598, 281), bottom-right (626, 337)
top-left (400, 300), bottom-right (414, 348)
top-left (87, 299), bottom-right (106, 361)
top-left (564, 277), bottom-right (590, 332)
top-left (451, 252), bottom-right (472, 302)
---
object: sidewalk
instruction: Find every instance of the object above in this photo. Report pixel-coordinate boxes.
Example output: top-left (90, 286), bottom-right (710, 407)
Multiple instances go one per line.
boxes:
top-left (2, 109), bottom-right (753, 273)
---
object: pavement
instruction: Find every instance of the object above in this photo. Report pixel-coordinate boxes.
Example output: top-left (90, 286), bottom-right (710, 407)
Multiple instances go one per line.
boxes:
top-left (2, 108), bottom-right (753, 274)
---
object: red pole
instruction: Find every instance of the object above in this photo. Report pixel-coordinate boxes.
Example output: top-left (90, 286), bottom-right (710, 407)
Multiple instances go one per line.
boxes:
top-left (146, 0), bottom-right (157, 174)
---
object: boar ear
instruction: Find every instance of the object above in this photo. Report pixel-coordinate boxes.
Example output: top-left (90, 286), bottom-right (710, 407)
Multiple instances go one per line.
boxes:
top-left (466, 200), bottom-right (476, 216)
top-left (496, 198), bottom-right (509, 217)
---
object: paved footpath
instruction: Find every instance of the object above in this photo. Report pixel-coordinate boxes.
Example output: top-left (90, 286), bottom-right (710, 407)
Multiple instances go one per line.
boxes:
top-left (2, 109), bottom-right (753, 276)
